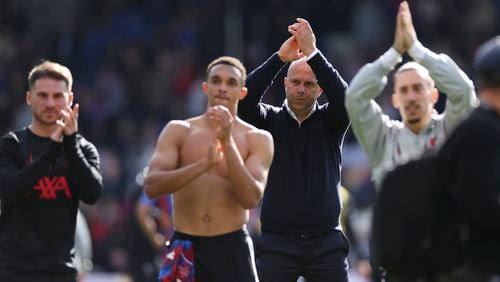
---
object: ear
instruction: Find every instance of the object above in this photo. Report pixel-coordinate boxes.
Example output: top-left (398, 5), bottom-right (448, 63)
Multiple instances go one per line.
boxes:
top-left (317, 87), bottom-right (324, 98)
top-left (202, 82), bottom-right (208, 96)
top-left (392, 93), bottom-right (400, 108)
top-left (26, 91), bottom-right (32, 106)
top-left (430, 88), bottom-right (438, 104)
top-left (284, 77), bottom-right (288, 88)
top-left (239, 87), bottom-right (248, 100)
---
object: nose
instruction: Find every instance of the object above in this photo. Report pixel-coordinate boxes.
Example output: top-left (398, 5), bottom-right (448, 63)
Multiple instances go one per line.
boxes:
top-left (406, 90), bottom-right (418, 101)
top-left (218, 82), bottom-right (228, 92)
top-left (296, 83), bottom-right (306, 94)
top-left (46, 96), bottom-right (56, 107)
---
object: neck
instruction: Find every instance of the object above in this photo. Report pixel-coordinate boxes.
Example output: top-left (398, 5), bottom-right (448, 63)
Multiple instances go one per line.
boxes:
top-left (29, 121), bottom-right (56, 138)
top-left (405, 118), bottom-right (430, 134)
top-left (481, 91), bottom-right (500, 115)
top-left (288, 102), bottom-right (314, 123)
top-left (295, 111), bottom-right (308, 123)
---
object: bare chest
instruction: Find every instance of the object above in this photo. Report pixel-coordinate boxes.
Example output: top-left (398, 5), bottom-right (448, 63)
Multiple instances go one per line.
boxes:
top-left (179, 129), bottom-right (249, 177)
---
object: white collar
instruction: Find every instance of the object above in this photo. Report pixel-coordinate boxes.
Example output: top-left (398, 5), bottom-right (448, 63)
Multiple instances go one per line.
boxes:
top-left (284, 99), bottom-right (318, 125)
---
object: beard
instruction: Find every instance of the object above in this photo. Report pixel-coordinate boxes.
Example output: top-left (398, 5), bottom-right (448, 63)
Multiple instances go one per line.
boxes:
top-left (33, 109), bottom-right (59, 126)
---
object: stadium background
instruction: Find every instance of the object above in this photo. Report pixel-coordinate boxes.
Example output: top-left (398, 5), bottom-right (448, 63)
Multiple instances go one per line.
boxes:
top-left (0, 0), bottom-right (497, 281)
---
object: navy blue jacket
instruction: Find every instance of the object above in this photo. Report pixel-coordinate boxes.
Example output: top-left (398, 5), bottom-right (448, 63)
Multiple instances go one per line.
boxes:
top-left (239, 51), bottom-right (349, 235)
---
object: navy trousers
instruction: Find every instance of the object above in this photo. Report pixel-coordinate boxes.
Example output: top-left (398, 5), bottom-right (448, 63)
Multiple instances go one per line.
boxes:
top-left (256, 229), bottom-right (349, 282)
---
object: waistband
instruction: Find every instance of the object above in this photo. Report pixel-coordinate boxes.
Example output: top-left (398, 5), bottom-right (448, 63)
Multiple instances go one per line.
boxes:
top-left (261, 220), bottom-right (341, 237)
top-left (171, 227), bottom-right (249, 245)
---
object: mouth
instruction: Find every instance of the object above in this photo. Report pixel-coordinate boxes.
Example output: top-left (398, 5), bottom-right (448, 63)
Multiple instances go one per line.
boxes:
top-left (43, 110), bottom-right (58, 116)
top-left (404, 103), bottom-right (420, 113)
top-left (214, 95), bottom-right (229, 101)
top-left (293, 99), bottom-right (308, 106)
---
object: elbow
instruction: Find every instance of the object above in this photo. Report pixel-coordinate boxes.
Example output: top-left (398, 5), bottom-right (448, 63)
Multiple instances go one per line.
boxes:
top-left (240, 198), bottom-right (259, 210)
top-left (81, 181), bottom-right (103, 205)
top-left (144, 189), bottom-right (157, 200)
top-left (143, 184), bottom-right (157, 199)
top-left (240, 188), bottom-right (263, 209)
top-left (143, 178), bottom-right (159, 199)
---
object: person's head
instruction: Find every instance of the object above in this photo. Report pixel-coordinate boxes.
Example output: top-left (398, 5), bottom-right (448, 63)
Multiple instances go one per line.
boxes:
top-left (203, 56), bottom-right (247, 113)
top-left (284, 58), bottom-right (323, 120)
top-left (26, 60), bottom-right (74, 127)
top-left (392, 62), bottom-right (438, 133)
top-left (474, 36), bottom-right (500, 92)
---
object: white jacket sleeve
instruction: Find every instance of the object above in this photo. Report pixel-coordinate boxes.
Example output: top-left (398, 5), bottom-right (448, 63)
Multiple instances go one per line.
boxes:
top-left (345, 48), bottom-right (402, 167)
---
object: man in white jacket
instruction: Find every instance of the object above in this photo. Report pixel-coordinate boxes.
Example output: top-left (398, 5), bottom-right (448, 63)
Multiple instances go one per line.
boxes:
top-left (345, 1), bottom-right (477, 188)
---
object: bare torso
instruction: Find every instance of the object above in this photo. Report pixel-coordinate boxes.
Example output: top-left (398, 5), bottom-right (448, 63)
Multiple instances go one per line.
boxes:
top-left (173, 116), bottom-right (252, 236)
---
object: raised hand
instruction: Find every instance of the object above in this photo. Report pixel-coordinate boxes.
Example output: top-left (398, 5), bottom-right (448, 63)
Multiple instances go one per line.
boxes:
top-left (400, 1), bottom-right (417, 51)
top-left (393, 3), bottom-right (406, 54)
top-left (207, 105), bottom-right (234, 144)
top-left (278, 36), bottom-right (304, 62)
top-left (50, 125), bottom-right (64, 142)
top-left (207, 136), bottom-right (224, 166)
top-left (58, 103), bottom-right (79, 135)
top-left (288, 18), bottom-right (316, 57)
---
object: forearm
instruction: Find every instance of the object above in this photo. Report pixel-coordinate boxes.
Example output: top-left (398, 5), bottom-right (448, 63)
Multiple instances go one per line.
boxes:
top-left (135, 205), bottom-right (165, 250)
top-left (0, 141), bottom-right (61, 205)
top-left (63, 134), bottom-right (103, 204)
top-left (309, 51), bottom-right (348, 103)
top-left (222, 138), bottom-right (263, 209)
top-left (347, 47), bottom-right (401, 102)
top-left (246, 53), bottom-right (286, 100)
top-left (308, 51), bottom-right (350, 129)
top-left (144, 158), bottom-right (211, 199)
top-left (346, 49), bottom-right (399, 165)
top-left (239, 53), bottom-right (287, 122)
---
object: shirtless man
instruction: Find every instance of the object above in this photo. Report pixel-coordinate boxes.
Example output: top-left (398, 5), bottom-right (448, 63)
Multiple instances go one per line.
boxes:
top-left (144, 56), bottom-right (274, 282)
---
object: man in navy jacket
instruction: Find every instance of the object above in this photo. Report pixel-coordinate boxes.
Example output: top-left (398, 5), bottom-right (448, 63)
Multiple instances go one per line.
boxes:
top-left (239, 18), bottom-right (350, 282)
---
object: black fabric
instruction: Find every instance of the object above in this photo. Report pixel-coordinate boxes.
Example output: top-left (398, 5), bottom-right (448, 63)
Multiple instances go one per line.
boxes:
top-left (239, 52), bottom-right (350, 235)
top-left (256, 230), bottom-right (349, 282)
top-left (438, 105), bottom-right (500, 274)
top-left (0, 128), bottom-right (103, 279)
top-left (372, 154), bottom-right (463, 279)
top-left (171, 228), bottom-right (257, 282)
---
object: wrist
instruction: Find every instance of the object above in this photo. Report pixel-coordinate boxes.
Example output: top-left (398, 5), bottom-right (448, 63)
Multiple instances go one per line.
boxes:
top-left (392, 44), bottom-right (404, 55)
top-left (219, 136), bottom-right (234, 147)
top-left (305, 48), bottom-right (319, 61)
top-left (277, 51), bottom-right (289, 63)
top-left (302, 47), bottom-right (315, 57)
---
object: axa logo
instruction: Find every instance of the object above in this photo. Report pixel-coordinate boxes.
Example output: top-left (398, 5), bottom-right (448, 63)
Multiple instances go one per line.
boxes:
top-left (30, 176), bottom-right (72, 200)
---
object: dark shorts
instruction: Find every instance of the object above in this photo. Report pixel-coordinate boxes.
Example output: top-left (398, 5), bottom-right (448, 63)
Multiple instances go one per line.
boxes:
top-left (256, 229), bottom-right (349, 282)
top-left (171, 228), bottom-right (258, 282)
top-left (0, 268), bottom-right (77, 282)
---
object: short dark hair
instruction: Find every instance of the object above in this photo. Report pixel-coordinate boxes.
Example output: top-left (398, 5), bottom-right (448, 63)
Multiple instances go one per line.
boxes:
top-left (474, 36), bottom-right (500, 89)
top-left (206, 56), bottom-right (246, 83)
top-left (28, 60), bottom-right (73, 91)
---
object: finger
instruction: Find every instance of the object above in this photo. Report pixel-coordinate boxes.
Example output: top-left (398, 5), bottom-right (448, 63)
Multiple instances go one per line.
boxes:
top-left (65, 105), bottom-right (76, 120)
top-left (73, 103), bottom-right (79, 119)
top-left (60, 109), bottom-right (71, 121)
top-left (56, 119), bottom-right (66, 128)
top-left (296, 18), bottom-right (308, 25)
top-left (402, 1), bottom-right (409, 11)
top-left (288, 28), bottom-right (298, 36)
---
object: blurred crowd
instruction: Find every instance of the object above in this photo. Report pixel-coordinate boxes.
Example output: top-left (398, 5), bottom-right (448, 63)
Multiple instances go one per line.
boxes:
top-left (1, 0), bottom-right (499, 280)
